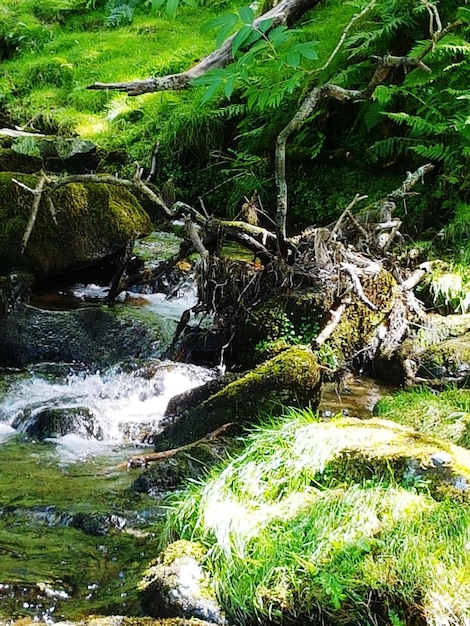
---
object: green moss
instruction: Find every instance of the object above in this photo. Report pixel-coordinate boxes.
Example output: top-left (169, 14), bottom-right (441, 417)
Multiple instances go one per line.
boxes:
top-left (206, 345), bottom-right (321, 416)
top-left (417, 335), bottom-right (470, 380)
top-left (0, 173), bottom-right (152, 276)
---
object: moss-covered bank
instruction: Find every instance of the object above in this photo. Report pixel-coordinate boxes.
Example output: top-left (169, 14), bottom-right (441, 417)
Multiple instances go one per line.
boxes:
top-left (161, 410), bottom-right (470, 625)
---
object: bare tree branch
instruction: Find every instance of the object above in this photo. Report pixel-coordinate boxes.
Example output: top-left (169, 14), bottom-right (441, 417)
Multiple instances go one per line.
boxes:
top-left (87, 0), bottom-right (319, 95)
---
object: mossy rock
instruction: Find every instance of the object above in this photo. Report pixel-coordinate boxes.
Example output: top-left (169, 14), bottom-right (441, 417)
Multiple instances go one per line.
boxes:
top-left (317, 417), bottom-right (470, 499)
top-left (139, 540), bottom-right (226, 624)
top-left (415, 334), bottom-right (470, 383)
top-left (0, 172), bottom-right (152, 278)
top-left (0, 147), bottom-right (42, 173)
top-left (156, 346), bottom-right (321, 450)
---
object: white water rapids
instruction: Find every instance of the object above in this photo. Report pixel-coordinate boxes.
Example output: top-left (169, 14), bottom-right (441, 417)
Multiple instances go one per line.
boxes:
top-left (0, 279), bottom-right (216, 463)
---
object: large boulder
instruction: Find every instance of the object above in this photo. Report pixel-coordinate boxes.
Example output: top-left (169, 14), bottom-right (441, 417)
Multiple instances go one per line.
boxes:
top-left (155, 345), bottom-right (322, 450)
top-left (0, 303), bottom-right (167, 368)
top-left (0, 172), bottom-right (152, 278)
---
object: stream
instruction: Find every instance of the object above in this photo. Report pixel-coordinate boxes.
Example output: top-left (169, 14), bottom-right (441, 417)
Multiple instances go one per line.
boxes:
top-left (0, 232), bottom-right (394, 624)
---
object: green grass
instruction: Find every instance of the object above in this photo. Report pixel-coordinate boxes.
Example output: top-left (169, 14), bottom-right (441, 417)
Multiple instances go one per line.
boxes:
top-left (375, 386), bottom-right (470, 450)
top-left (161, 407), bottom-right (470, 625)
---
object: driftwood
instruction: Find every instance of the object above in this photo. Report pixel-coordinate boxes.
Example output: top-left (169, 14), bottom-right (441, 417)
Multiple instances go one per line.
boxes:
top-left (123, 421), bottom-right (234, 469)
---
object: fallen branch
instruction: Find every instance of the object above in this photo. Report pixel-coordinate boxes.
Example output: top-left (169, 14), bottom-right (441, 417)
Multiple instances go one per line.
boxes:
top-left (125, 422), bottom-right (235, 469)
top-left (87, 0), bottom-right (319, 95)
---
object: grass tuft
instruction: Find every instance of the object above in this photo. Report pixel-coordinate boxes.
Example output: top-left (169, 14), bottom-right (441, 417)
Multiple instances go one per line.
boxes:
top-left (161, 408), bottom-right (470, 625)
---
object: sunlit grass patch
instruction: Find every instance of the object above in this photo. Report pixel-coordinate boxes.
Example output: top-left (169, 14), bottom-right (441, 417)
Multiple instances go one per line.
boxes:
top-left (375, 386), bottom-right (470, 449)
top-left (161, 408), bottom-right (470, 625)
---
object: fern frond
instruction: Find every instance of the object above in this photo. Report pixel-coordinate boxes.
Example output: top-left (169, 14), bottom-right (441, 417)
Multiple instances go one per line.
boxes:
top-left (214, 104), bottom-right (248, 120)
top-left (410, 142), bottom-right (461, 169)
top-left (369, 135), bottom-right (409, 160)
top-left (382, 112), bottom-right (448, 136)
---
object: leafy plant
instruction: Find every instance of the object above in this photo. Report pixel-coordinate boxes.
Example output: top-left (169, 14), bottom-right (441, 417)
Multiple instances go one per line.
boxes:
top-left (193, 7), bottom-right (318, 110)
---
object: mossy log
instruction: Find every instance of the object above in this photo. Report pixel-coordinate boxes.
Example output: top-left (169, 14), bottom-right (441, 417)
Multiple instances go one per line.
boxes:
top-left (155, 346), bottom-right (322, 450)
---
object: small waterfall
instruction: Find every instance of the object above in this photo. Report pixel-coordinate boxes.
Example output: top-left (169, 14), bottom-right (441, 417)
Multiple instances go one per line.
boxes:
top-left (0, 361), bottom-right (216, 462)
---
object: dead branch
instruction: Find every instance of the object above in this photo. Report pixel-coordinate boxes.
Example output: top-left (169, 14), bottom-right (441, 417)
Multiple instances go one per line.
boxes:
top-left (13, 172), bottom-right (49, 253)
top-left (330, 194), bottom-right (368, 240)
top-left (313, 297), bottom-right (352, 348)
top-left (87, 0), bottom-right (319, 95)
top-left (125, 422), bottom-right (234, 469)
top-left (401, 261), bottom-right (433, 291)
top-left (340, 263), bottom-right (377, 310)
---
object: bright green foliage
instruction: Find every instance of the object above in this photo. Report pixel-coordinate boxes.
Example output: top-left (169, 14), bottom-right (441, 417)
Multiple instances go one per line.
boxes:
top-left (1, 0), bottom-right (469, 240)
top-left (194, 8), bottom-right (318, 109)
top-left (375, 386), bottom-right (470, 449)
top-left (162, 409), bottom-right (470, 625)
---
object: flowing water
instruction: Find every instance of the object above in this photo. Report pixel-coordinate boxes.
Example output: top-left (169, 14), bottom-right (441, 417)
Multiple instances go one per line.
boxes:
top-left (0, 232), bottom-right (393, 623)
top-left (0, 251), bottom-right (219, 623)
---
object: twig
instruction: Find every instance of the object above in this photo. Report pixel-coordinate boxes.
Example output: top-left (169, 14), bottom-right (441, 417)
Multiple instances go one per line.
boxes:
top-left (330, 194), bottom-right (368, 239)
top-left (401, 261), bottom-right (432, 291)
top-left (125, 422), bottom-right (234, 469)
top-left (313, 297), bottom-right (352, 348)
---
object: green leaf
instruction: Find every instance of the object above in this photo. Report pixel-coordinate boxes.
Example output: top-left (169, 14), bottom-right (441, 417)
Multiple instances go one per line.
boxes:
top-left (258, 18), bottom-right (273, 33)
top-left (201, 12), bottom-right (238, 35)
top-left (232, 25), bottom-right (253, 55)
top-left (166, 0), bottom-right (179, 19)
top-left (246, 89), bottom-right (259, 109)
top-left (285, 50), bottom-right (300, 68)
top-left (201, 77), bottom-right (223, 103)
top-left (295, 41), bottom-right (318, 60)
top-left (268, 25), bottom-right (290, 46)
top-left (238, 5), bottom-right (254, 25)
top-left (224, 74), bottom-right (237, 99)
top-left (456, 6), bottom-right (470, 23)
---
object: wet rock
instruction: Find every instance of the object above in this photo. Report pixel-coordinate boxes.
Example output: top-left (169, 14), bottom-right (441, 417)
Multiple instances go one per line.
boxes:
top-left (0, 304), bottom-right (167, 368)
top-left (139, 540), bottom-right (226, 625)
top-left (12, 405), bottom-right (102, 440)
top-left (71, 512), bottom-right (127, 536)
top-left (155, 346), bottom-right (322, 451)
top-left (0, 271), bottom-right (34, 318)
top-left (132, 444), bottom-right (231, 496)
